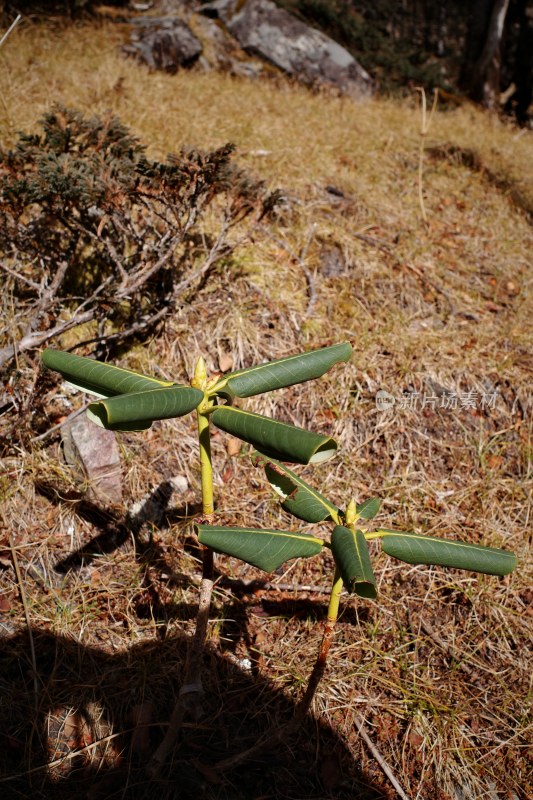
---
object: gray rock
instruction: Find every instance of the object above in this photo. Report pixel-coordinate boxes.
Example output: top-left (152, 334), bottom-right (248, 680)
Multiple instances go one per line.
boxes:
top-left (191, 10), bottom-right (266, 77)
top-left (202, 0), bottom-right (374, 98)
top-left (125, 16), bottom-right (203, 72)
top-left (62, 412), bottom-right (122, 507)
top-left (200, 0), bottom-right (239, 25)
top-left (192, 12), bottom-right (234, 70)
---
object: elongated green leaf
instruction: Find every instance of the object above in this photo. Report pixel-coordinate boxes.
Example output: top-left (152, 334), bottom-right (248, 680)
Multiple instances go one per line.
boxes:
top-left (356, 497), bottom-right (381, 520)
top-left (258, 455), bottom-right (340, 523)
top-left (86, 386), bottom-right (203, 431)
top-left (331, 526), bottom-right (377, 598)
top-left (211, 406), bottom-right (337, 464)
top-left (377, 529), bottom-right (516, 576)
top-left (42, 349), bottom-right (175, 398)
top-left (215, 342), bottom-right (352, 399)
top-left (197, 524), bottom-right (324, 572)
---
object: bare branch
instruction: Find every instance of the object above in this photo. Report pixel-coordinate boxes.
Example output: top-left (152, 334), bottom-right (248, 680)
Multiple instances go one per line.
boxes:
top-left (0, 14), bottom-right (22, 49)
top-left (0, 261), bottom-right (41, 290)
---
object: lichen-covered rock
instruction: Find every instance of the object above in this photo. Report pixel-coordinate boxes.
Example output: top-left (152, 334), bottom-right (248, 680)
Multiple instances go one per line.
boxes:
top-left (201, 0), bottom-right (374, 98)
top-left (189, 10), bottom-right (267, 77)
top-left (124, 0), bottom-right (375, 97)
top-left (124, 16), bottom-right (203, 72)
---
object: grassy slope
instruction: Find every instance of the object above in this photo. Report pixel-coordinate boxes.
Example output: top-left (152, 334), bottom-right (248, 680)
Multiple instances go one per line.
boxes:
top-left (0, 18), bottom-right (531, 800)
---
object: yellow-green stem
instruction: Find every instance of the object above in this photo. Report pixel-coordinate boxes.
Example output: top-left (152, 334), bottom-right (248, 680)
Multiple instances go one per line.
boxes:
top-left (197, 404), bottom-right (214, 516)
top-left (189, 403), bottom-right (215, 666)
top-left (326, 567), bottom-right (343, 625)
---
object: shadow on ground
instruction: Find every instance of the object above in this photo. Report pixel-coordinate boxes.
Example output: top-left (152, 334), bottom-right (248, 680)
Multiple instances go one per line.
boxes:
top-left (0, 479), bottom-right (385, 798)
top-left (0, 626), bottom-right (385, 800)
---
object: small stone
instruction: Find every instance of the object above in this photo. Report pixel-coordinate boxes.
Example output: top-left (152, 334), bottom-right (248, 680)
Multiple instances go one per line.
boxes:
top-left (226, 436), bottom-right (241, 456)
top-left (169, 475), bottom-right (188, 493)
top-left (62, 413), bottom-right (122, 507)
top-left (218, 350), bottom-right (233, 372)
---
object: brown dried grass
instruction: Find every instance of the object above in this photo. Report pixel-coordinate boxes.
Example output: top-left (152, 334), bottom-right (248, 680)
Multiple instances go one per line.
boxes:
top-left (0, 15), bottom-right (531, 800)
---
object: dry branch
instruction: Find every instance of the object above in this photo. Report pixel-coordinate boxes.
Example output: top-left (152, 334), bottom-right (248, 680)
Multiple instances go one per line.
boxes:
top-left (0, 107), bottom-right (276, 376)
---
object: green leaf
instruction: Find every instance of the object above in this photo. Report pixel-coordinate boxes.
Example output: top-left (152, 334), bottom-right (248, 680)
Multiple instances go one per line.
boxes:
top-left (377, 529), bottom-right (517, 576)
top-left (356, 497), bottom-right (381, 520)
top-left (331, 526), bottom-right (377, 598)
top-left (216, 342), bottom-right (352, 398)
top-left (258, 455), bottom-right (340, 523)
top-left (86, 386), bottom-right (203, 431)
top-left (196, 524), bottom-right (324, 572)
top-left (211, 406), bottom-right (337, 464)
top-left (42, 349), bottom-right (175, 398)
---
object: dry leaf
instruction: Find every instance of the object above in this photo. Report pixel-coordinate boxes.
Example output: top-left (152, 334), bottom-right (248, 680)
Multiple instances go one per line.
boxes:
top-left (408, 731), bottom-right (424, 747)
top-left (221, 465), bottom-right (233, 484)
top-left (218, 351), bottom-right (233, 372)
top-left (0, 594), bottom-right (12, 612)
top-left (226, 436), bottom-right (241, 457)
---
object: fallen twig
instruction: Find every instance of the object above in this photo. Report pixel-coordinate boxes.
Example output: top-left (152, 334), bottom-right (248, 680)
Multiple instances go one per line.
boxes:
top-left (211, 718), bottom-right (296, 773)
top-left (30, 402), bottom-right (89, 443)
top-left (353, 712), bottom-right (411, 800)
top-left (0, 14), bottom-right (22, 49)
top-left (0, 722), bottom-right (208, 783)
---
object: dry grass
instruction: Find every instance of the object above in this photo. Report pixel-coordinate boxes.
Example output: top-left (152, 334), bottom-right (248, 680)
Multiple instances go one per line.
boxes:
top-left (1, 15), bottom-right (532, 800)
